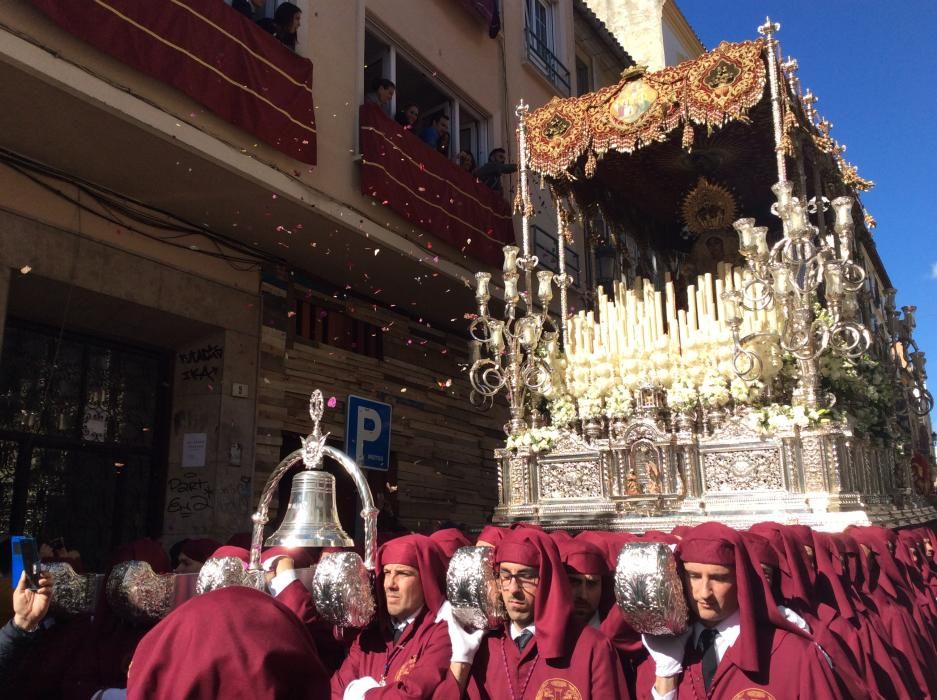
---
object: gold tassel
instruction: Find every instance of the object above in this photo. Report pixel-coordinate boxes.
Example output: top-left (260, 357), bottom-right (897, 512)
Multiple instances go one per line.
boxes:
top-left (585, 149), bottom-right (597, 178)
top-left (682, 121), bottom-right (694, 151)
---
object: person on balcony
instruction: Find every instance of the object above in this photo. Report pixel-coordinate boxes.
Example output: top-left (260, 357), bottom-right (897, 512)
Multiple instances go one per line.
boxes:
top-left (457, 150), bottom-right (476, 173)
top-left (365, 78), bottom-right (396, 117)
top-left (258, 2), bottom-right (302, 51)
top-left (232, 0), bottom-right (266, 22)
top-left (419, 113), bottom-right (449, 150)
top-left (473, 148), bottom-right (517, 195)
top-left (395, 104), bottom-right (420, 130)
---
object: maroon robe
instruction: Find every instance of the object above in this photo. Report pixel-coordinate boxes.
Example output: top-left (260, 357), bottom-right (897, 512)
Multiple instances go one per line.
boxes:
top-left (640, 523), bottom-right (842, 700)
top-left (128, 586), bottom-right (328, 699)
top-left (330, 534), bottom-right (452, 699)
top-left (330, 608), bottom-right (452, 699)
top-left (635, 624), bottom-right (843, 699)
top-left (451, 624), bottom-right (629, 699)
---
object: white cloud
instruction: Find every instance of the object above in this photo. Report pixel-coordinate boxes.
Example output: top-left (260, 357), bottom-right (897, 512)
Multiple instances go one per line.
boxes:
top-left (931, 262), bottom-right (937, 280)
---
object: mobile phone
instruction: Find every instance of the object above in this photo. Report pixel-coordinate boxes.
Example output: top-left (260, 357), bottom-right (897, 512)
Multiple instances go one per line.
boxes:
top-left (11, 536), bottom-right (41, 592)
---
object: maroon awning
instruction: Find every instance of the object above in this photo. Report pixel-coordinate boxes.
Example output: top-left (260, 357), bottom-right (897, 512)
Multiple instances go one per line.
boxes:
top-left (359, 104), bottom-right (515, 267)
top-left (31, 0), bottom-right (317, 164)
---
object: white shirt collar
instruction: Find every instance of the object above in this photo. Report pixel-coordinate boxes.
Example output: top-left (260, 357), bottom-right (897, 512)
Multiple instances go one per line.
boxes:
top-left (588, 611), bottom-right (602, 629)
top-left (392, 605), bottom-right (423, 630)
top-left (509, 622), bottom-right (535, 640)
top-left (692, 609), bottom-right (741, 664)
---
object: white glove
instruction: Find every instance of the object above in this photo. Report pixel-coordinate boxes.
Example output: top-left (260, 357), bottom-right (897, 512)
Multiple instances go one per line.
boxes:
top-left (343, 677), bottom-right (381, 700)
top-left (642, 629), bottom-right (691, 678)
top-left (435, 601), bottom-right (485, 664)
top-left (777, 605), bottom-right (811, 633)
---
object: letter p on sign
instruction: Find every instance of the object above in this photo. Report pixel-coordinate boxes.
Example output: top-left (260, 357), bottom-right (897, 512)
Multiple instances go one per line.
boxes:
top-left (345, 395), bottom-right (392, 471)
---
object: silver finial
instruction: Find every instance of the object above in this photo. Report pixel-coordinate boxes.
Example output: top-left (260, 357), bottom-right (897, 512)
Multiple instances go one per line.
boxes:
top-left (758, 17), bottom-right (780, 38)
top-left (301, 390), bottom-right (328, 469)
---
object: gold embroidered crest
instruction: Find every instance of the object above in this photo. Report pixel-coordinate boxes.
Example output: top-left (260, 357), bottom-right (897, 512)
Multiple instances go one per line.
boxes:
top-left (730, 689), bottom-right (778, 700)
top-left (393, 655), bottom-right (417, 682)
top-left (534, 678), bottom-right (583, 700)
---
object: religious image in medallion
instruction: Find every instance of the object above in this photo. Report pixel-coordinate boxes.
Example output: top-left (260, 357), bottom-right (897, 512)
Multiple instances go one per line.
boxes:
top-left (534, 678), bottom-right (583, 700)
top-left (730, 690), bottom-right (778, 700)
top-left (609, 79), bottom-right (658, 125)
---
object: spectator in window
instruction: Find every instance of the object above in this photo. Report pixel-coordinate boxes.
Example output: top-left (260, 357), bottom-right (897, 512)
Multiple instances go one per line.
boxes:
top-left (260, 2), bottom-right (301, 51)
top-left (365, 78), bottom-right (396, 116)
top-left (419, 112), bottom-right (450, 150)
top-left (395, 103), bottom-right (420, 130)
top-left (457, 149), bottom-right (476, 173)
top-left (436, 130), bottom-right (450, 157)
top-left (474, 147), bottom-right (518, 195)
top-left (232, 0), bottom-right (266, 22)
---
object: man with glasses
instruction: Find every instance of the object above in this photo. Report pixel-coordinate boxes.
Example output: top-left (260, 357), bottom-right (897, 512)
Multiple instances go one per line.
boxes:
top-left (436, 528), bottom-right (629, 698)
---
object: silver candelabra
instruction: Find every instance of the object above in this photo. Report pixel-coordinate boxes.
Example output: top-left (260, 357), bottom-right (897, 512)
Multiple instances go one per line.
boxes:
top-left (467, 101), bottom-right (566, 435)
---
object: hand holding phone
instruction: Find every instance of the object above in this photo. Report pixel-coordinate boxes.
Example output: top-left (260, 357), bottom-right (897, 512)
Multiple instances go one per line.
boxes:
top-left (11, 536), bottom-right (41, 592)
top-left (13, 568), bottom-right (53, 633)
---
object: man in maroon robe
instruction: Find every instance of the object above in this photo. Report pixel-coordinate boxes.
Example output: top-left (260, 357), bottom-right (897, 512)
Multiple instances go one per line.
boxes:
top-left (560, 537), bottom-right (645, 696)
top-left (430, 529), bottom-right (471, 561)
top-left (330, 534), bottom-right (452, 699)
top-left (437, 527), bottom-right (628, 698)
top-left (639, 522), bottom-right (842, 699)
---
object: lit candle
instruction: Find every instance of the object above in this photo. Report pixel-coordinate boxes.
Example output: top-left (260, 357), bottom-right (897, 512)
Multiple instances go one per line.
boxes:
top-left (772, 181), bottom-right (794, 209)
top-left (831, 196), bottom-right (854, 233)
top-left (475, 272), bottom-right (491, 301)
top-left (772, 266), bottom-right (791, 297)
top-left (752, 227), bottom-right (769, 255)
top-left (502, 245), bottom-right (519, 274)
top-left (488, 320), bottom-right (504, 352)
top-left (733, 218), bottom-right (756, 251)
top-left (537, 270), bottom-right (554, 303)
top-left (470, 339), bottom-right (482, 364)
top-left (824, 263), bottom-right (844, 297)
top-left (504, 274), bottom-right (519, 303)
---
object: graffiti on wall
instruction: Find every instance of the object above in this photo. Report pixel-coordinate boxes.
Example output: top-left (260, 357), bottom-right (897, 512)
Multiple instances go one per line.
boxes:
top-left (179, 343), bottom-right (223, 382)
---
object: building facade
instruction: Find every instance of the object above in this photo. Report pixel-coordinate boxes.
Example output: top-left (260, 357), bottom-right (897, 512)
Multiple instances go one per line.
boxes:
top-left (0, 0), bottom-right (633, 565)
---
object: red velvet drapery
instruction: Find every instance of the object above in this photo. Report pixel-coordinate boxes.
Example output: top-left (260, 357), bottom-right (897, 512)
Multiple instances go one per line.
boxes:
top-left (359, 104), bottom-right (515, 267)
top-left (31, 0), bottom-right (317, 164)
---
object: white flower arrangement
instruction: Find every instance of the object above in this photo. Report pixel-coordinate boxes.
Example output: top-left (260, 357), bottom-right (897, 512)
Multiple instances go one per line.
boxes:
top-left (667, 379), bottom-right (698, 413)
top-left (548, 395), bottom-right (577, 426)
top-left (605, 386), bottom-right (634, 418)
top-left (505, 426), bottom-right (562, 453)
top-left (577, 388), bottom-right (604, 421)
top-left (730, 376), bottom-right (762, 405)
top-left (699, 372), bottom-right (730, 409)
top-left (747, 403), bottom-right (830, 435)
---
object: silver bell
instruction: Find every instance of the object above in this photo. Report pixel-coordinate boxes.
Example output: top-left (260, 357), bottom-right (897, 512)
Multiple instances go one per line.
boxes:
top-left (265, 470), bottom-right (353, 548)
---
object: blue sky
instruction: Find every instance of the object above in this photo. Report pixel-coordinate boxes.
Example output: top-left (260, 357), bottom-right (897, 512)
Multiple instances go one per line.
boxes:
top-left (682, 1), bottom-right (937, 367)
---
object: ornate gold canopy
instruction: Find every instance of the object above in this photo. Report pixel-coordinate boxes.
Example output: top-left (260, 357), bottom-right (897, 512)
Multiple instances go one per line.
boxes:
top-left (525, 40), bottom-right (768, 178)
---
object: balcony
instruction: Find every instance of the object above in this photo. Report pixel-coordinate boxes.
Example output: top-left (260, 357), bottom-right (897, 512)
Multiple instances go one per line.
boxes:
top-left (29, 0), bottom-right (317, 164)
top-left (533, 224), bottom-right (579, 282)
top-left (358, 103), bottom-right (516, 268)
top-left (525, 26), bottom-right (571, 96)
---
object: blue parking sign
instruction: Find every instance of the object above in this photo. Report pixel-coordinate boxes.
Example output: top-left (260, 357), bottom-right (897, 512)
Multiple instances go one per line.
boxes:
top-left (345, 395), bottom-right (393, 471)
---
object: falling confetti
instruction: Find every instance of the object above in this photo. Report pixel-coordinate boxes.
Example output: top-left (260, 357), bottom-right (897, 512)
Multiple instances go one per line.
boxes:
top-left (327, 396), bottom-right (337, 408)
top-left (19, 265), bottom-right (31, 275)
top-left (400, 387), bottom-right (407, 393)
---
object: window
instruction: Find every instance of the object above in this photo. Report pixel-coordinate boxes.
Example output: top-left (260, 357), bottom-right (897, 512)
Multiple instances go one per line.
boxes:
top-left (525, 0), bottom-right (570, 95)
top-left (364, 28), bottom-right (489, 167)
top-left (293, 298), bottom-right (383, 360)
top-left (533, 224), bottom-right (580, 282)
top-left (575, 56), bottom-right (592, 97)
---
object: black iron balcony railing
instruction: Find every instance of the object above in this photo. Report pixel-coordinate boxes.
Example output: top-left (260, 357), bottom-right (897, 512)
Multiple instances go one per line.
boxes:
top-left (524, 26), bottom-right (571, 96)
top-left (533, 224), bottom-right (579, 281)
